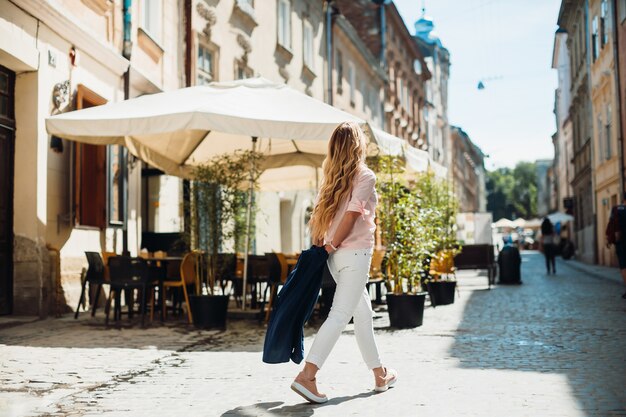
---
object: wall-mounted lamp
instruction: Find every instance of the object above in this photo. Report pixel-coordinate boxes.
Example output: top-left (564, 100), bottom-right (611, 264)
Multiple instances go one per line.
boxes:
top-left (50, 135), bottom-right (64, 153)
top-left (69, 46), bottom-right (80, 67)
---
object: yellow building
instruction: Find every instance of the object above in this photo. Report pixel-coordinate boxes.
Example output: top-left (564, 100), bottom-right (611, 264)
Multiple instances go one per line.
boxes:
top-left (589, 0), bottom-right (620, 266)
top-left (0, 0), bottom-right (183, 315)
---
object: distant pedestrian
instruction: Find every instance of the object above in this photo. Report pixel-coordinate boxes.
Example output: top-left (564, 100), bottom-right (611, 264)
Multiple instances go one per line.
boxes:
top-left (605, 193), bottom-right (626, 299)
top-left (541, 217), bottom-right (556, 274)
top-left (290, 122), bottom-right (396, 404)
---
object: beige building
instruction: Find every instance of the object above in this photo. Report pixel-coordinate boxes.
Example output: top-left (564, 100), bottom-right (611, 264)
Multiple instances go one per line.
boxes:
top-left (189, 0), bottom-right (325, 96)
top-left (329, 14), bottom-right (385, 129)
top-left (589, 0), bottom-right (620, 266)
top-left (0, 0), bottom-right (184, 315)
top-left (558, 0), bottom-right (596, 264)
top-left (450, 126), bottom-right (486, 213)
top-left (414, 14), bottom-right (450, 170)
top-left (552, 28), bottom-right (575, 216)
top-left (186, 0), bottom-right (327, 255)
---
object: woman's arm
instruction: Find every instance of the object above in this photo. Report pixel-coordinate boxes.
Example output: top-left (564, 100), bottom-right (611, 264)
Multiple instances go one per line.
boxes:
top-left (323, 168), bottom-right (376, 253)
top-left (324, 212), bottom-right (361, 253)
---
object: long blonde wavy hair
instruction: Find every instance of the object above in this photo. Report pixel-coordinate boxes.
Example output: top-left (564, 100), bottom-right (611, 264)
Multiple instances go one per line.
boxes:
top-left (309, 121), bottom-right (368, 243)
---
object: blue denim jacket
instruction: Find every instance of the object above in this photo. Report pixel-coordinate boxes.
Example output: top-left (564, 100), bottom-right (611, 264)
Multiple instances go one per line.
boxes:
top-left (262, 246), bottom-right (329, 364)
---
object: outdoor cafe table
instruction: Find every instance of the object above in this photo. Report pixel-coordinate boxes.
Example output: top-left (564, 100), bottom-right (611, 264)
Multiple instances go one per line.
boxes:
top-left (142, 256), bottom-right (183, 321)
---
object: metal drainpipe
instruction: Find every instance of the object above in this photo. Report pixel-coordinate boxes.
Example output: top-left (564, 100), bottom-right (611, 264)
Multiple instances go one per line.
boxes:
top-left (122, 0), bottom-right (132, 255)
top-left (584, 0), bottom-right (598, 264)
top-left (325, 1), bottom-right (333, 105)
top-left (613, 0), bottom-right (626, 196)
top-left (380, 3), bottom-right (387, 131)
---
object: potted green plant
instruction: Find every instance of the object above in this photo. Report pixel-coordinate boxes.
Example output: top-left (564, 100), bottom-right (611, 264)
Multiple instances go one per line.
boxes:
top-left (412, 172), bottom-right (460, 307)
top-left (189, 150), bottom-right (263, 329)
top-left (373, 155), bottom-right (429, 328)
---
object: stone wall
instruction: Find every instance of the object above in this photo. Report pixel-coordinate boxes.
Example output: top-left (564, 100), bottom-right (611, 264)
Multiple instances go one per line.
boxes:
top-left (13, 235), bottom-right (52, 317)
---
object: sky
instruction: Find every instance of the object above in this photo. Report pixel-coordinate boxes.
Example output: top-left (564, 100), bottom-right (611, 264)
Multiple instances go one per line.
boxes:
top-left (394, 0), bottom-right (562, 169)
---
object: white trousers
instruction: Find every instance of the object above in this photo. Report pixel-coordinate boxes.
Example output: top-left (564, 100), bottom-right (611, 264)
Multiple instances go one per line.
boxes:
top-left (306, 248), bottom-right (382, 370)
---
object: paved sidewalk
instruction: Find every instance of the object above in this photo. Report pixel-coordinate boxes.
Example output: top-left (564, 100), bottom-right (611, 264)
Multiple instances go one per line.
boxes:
top-left (1, 251), bottom-right (625, 417)
top-left (557, 256), bottom-right (623, 285)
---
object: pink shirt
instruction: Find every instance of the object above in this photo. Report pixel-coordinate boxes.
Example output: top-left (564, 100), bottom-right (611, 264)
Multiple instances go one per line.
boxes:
top-left (323, 166), bottom-right (378, 249)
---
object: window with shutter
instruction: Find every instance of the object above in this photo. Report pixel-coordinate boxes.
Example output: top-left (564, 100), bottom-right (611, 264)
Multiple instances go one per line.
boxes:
top-left (74, 85), bottom-right (108, 229)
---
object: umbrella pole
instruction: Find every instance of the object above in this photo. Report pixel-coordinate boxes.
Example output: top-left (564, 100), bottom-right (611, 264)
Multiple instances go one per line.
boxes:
top-left (242, 137), bottom-right (258, 311)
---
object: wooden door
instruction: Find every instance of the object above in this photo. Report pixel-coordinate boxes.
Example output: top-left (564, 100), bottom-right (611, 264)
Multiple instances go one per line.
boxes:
top-left (0, 65), bottom-right (15, 315)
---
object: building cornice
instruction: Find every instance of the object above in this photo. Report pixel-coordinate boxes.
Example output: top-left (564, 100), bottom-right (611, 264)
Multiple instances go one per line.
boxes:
top-left (13, 0), bottom-right (129, 76)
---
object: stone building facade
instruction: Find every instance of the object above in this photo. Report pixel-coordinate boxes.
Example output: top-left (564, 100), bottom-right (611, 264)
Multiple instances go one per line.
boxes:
top-left (614, 0), bottom-right (626, 210)
top-left (329, 13), bottom-right (385, 129)
top-left (414, 14), bottom-right (450, 169)
top-left (589, 0), bottom-right (621, 266)
top-left (0, 0), bottom-right (184, 315)
top-left (450, 126), bottom-right (486, 214)
top-left (334, 0), bottom-right (430, 143)
top-left (558, 0), bottom-right (596, 264)
top-left (552, 28), bottom-right (575, 216)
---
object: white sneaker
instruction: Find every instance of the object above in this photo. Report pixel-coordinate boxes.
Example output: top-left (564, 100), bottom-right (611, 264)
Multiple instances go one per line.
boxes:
top-left (374, 368), bottom-right (398, 392)
top-left (291, 380), bottom-right (329, 404)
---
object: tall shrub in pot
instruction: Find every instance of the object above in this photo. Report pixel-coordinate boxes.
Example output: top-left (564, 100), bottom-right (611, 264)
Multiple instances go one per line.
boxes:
top-left (373, 155), bottom-right (428, 328)
top-left (410, 171), bottom-right (460, 306)
top-left (189, 150), bottom-right (263, 328)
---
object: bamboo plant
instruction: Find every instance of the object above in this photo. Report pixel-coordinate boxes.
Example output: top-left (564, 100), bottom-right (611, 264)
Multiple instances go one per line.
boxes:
top-left (191, 150), bottom-right (264, 295)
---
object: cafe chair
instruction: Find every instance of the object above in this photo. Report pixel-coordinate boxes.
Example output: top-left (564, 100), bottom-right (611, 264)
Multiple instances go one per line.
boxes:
top-left (263, 252), bottom-right (289, 322)
top-left (106, 256), bottom-right (155, 327)
top-left (245, 255), bottom-right (269, 310)
top-left (75, 252), bottom-right (110, 319)
top-left (161, 252), bottom-right (198, 324)
top-left (429, 250), bottom-right (456, 279)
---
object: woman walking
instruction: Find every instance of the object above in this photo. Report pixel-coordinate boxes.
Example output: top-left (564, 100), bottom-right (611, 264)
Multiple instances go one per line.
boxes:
top-left (290, 122), bottom-right (397, 404)
top-left (541, 217), bottom-right (556, 274)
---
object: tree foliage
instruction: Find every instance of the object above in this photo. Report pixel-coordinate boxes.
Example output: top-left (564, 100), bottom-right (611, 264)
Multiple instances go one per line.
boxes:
top-left (486, 161), bottom-right (537, 220)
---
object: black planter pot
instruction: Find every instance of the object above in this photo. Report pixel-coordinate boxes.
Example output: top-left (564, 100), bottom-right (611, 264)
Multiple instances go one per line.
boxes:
top-left (189, 295), bottom-right (229, 330)
top-left (427, 281), bottom-right (457, 307)
top-left (386, 293), bottom-right (426, 328)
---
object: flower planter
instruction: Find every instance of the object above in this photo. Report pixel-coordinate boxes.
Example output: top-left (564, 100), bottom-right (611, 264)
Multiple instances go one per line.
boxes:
top-left (386, 293), bottom-right (426, 328)
top-left (427, 281), bottom-right (456, 307)
top-left (189, 295), bottom-right (229, 330)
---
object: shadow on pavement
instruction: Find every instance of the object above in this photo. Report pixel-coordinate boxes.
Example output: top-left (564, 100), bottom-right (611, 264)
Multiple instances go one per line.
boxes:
top-left (221, 391), bottom-right (377, 416)
top-left (0, 316), bottom-right (272, 352)
top-left (449, 251), bottom-right (626, 415)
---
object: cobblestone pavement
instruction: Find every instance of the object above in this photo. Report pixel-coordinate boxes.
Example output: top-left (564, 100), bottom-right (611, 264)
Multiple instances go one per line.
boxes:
top-left (1, 251), bottom-right (625, 417)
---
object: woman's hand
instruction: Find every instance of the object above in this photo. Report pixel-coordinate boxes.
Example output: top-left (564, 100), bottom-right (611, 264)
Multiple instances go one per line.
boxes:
top-left (324, 244), bottom-right (336, 254)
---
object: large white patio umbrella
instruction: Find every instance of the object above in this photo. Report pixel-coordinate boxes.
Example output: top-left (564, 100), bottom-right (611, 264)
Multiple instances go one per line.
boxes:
top-left (512, 218), bottom-right (527, 228)
top-left (46, 77), bottom-right (375, 180)
top-left (493, 218), bottom-right (515, 229)
top-left (46, 77), bottom-right (380, 310)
